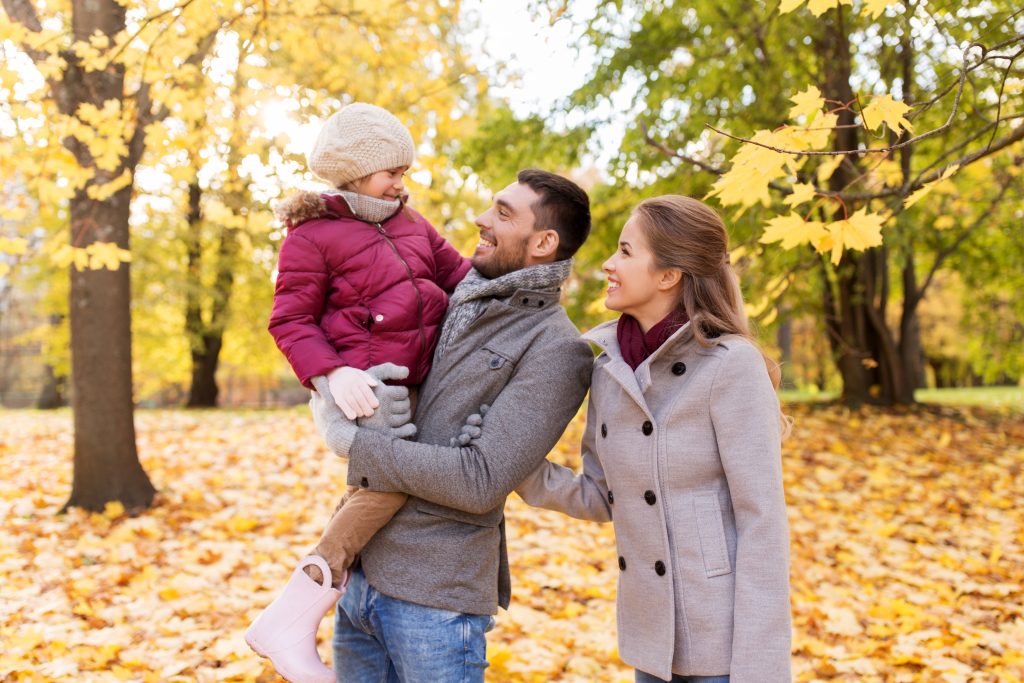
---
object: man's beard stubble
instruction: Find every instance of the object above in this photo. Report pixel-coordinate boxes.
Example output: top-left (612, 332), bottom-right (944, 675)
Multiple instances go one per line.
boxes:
top-left (471, 236), bottom-right (530, 279)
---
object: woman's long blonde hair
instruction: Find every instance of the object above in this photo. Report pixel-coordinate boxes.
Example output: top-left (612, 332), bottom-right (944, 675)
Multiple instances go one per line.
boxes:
top-left (632, 195), bottom-right (786, 402)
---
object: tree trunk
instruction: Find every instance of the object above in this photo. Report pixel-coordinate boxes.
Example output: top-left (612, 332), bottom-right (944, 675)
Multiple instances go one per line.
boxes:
top-left (776, 313), bottom-right (794, 390)
top-left (895, 29), bottom-right (924, 401)
top-left (36, 314), bottom-right (67, 409)
top-left (36, 365), bottom-right (66, 409)
top-left (183, 180), bottom-right (238, 408)
top-left (816, 8), bottom-right (913, 406)
top-left (62, 0), bottom-right (155, 513)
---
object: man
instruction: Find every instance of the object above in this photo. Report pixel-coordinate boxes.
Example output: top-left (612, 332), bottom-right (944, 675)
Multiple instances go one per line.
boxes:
top-left (311, 169), bottom-right (593, 681)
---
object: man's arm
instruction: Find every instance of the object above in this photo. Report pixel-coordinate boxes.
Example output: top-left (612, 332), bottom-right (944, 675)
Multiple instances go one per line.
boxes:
top-left (344, 336), bottom-right (593, 515)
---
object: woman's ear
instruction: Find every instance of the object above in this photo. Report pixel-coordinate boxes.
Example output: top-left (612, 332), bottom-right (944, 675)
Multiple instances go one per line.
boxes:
top-left (528, 229), bottom-right (560, 261)
top-left (658, 267), bottom-right (683, 292)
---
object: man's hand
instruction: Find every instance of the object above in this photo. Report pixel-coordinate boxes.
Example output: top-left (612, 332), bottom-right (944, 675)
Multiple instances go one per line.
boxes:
top-left (327, 366), bottom-right (379, 420)
top-left (357, 363), bottom-right (417, 440)
top-left (450, 404), bottom-right (490, 446)
top-left (310, 375), bottom-right (358, 457)
top-left (310, 364), bottom-right (417, 458)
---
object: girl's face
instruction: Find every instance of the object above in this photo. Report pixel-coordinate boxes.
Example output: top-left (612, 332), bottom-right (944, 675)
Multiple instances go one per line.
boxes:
top-left (351, 166), bottom-right (408, 200)
top-left (603, 215), bottom-right (680, 324)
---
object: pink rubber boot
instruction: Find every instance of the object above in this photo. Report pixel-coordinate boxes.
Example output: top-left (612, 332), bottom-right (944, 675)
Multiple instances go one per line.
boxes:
top-left (245, 555), bottom-right (346, 683)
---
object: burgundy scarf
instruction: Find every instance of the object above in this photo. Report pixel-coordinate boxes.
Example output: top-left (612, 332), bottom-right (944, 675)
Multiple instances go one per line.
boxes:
top-left (617, 310), bottom-right (689, 370)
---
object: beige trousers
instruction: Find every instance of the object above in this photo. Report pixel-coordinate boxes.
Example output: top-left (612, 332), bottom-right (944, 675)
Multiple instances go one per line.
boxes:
top-left (312, 388), bottom-right (416, 580)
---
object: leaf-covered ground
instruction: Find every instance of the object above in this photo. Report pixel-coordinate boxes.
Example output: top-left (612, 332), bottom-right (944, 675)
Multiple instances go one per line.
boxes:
top-left (1, 403), bottom-right (1022, 682)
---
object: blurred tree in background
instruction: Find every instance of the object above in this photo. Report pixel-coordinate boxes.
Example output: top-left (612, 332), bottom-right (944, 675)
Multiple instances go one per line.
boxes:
top-left (525, 0), bottom-right (1023, 405)
top-left (1, 0), bottom-right (1022, 510)
top-left (0, 0), bottom-right (485, 511)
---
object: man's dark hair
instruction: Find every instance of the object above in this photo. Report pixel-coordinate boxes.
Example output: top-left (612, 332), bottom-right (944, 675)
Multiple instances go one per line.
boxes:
top-left (517, 169), bottom-right (591, 261)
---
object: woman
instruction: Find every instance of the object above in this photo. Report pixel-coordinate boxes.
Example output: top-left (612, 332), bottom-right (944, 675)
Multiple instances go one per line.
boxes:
top-left (513, 195), bottom-right (792, 682)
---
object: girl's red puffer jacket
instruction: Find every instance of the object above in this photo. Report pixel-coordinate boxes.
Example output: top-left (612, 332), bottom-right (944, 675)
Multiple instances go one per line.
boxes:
top-left (269, 191), bottom-right (470, 387)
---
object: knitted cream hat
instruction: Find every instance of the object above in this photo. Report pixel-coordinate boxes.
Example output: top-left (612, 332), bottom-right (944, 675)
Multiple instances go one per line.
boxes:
top-left (307, 103), bottom-right (415, 187)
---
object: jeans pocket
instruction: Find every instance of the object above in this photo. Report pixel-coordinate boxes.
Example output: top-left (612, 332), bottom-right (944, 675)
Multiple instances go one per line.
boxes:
top-left (694, 492), bottom-right (732, 577)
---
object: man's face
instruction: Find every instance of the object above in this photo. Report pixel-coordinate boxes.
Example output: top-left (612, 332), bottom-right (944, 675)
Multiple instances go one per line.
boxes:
top-left (471, 182), bottom-right (539, 279)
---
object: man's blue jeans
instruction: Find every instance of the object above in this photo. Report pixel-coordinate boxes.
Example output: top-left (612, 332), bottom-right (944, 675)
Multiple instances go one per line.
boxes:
top-left (332, 567), bottom-right (493, 682)
top-left (635, 672), bottom-right (730, 683)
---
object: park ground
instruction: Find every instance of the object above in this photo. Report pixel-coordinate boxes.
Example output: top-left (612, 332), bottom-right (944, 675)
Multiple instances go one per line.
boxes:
top-left (1, 392), bottom-right (1022, 682)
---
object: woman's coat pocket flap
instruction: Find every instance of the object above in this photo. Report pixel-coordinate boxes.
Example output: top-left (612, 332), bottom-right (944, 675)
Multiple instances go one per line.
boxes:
top-left (694, 492), bottom-right (732, 577)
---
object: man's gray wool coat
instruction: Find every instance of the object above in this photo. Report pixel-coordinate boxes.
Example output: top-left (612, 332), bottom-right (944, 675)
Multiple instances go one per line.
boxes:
top-left (343, 286), bottom-right (593, 616)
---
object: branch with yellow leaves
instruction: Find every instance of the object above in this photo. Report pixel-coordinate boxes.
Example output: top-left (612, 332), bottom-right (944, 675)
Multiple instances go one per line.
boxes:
top-left (702, 35), bottom-right (1022, 159)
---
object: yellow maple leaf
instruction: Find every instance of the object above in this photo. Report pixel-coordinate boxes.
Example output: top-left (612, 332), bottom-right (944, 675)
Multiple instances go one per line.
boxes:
top-left (904, 164), bottom-right (959, 209)
top-left (784, 182), bottom-right (818, 207)
top-left (789, 85), bottom-right (824, 123)
top-left (86, 168), bottom-right (133, 201)
top-left (816, 154), bottom-right (845, 184)
top-left (807, 0), bottom-right (852, 16)
top-left (103, 500), bottom-right (126, 519)
top-left (824, 208), bottom-right (886, 264)
top-left (86, 241), bottom-right (132, 270)
top-left (861, 94), bottom-right (914, 134)
top-left (760, 213), bottom-right (828, 249)
top-left (0, 237), bottom-right (28, 255)
top-left (862, 0), bottom-right (896, 18)
top-left (872, 158), bottom-right (903, 187)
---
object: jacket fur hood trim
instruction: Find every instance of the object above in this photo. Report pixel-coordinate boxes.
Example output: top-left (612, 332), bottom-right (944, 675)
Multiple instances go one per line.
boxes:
top-left (273, 190), bottom-right (329, 227)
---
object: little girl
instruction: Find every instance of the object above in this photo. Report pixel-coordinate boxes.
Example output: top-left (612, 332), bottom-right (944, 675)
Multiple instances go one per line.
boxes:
top-left (245, 102), bottom-right (470, 683)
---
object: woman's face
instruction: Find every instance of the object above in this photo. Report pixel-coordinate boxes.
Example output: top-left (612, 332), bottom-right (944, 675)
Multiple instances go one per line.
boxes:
top-left (602, 215), bottom-right (677, 319)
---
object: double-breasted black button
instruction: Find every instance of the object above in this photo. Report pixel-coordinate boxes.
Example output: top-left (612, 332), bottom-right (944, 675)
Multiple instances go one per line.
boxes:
top-left (672, 361), bottom-right (687, 375)
top-left (644, 490), bottom-right (657, 505)
top-left (618, 556), bottom-right (626, 571)
top-left (601, 423), bottom-right (607, 438)
top-left (360, 476), bottom-right (369, 488)
top-left (607, 490), bottom-right (614, 504)
top-left (642, 421), bottom-right (653, 436)
top-left (654, 560), bottom-right (666, 576)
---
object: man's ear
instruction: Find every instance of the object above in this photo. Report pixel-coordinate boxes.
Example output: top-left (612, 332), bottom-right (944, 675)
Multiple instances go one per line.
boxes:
top-left (528, 229), bottom-right (560, 261)
top-left (658, 268), bottom-right (683, 292)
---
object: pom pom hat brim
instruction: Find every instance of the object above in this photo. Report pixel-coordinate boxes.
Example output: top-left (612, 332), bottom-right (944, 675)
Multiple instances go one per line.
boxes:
top-left (307, 103), bottom-right (415, 188)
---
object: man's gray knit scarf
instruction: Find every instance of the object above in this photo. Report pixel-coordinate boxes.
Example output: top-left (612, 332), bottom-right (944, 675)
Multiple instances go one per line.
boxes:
top-left (435, 259), bottom-right (572, 358)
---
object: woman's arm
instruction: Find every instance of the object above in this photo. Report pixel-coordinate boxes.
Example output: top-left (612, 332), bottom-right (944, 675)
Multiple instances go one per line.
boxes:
top-left (710, 343), bottom-right (792, 682)
top-left (515, 397), bottom-right (612, 523)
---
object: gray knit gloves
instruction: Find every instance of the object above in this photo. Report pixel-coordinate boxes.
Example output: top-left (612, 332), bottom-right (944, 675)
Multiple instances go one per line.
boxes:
top-left (449, 404), bottom-right (490, 446)
top-left (309, 363), bottom-right (417, 457)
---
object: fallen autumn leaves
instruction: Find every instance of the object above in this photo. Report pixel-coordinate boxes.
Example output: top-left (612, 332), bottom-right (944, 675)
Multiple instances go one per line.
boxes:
top-left (1, 403), bottom-right (1021, 682)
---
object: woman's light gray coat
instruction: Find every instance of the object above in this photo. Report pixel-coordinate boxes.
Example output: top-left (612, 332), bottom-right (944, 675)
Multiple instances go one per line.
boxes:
top-left (517, 320), bottom-right (792, 682)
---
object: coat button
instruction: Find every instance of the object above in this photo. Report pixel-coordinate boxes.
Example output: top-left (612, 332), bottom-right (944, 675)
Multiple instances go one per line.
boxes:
top-left (601, 423), bottom-right (607, 438)
top-left (672, 361), bottom-right (686, 375)
top-left (655, 560), bottom-right (666, 576)
top-left (360, 477), bottom-right (369, 488)
top-left (642, 421), bottom-right (653, 436)
top-left (644, 490), bottom-right (656, 505)
top-left (489, 356), bottom-right (503, 369)
top-left (607, 490), bottom-right (614, 504)
top-left (618, 556), bottom-right (626, 571)
top-left (375, 314), bottom-right (384, 322)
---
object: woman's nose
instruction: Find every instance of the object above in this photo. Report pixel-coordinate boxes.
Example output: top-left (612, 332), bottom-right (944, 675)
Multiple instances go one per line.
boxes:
top-left (602, 257), bottom-right (614, 272)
